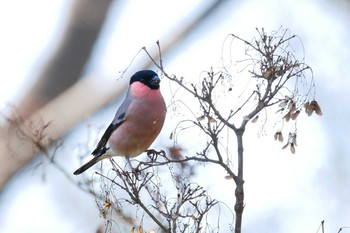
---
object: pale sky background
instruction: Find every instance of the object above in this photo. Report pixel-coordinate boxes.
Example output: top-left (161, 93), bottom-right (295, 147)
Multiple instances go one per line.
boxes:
top-left (0, 0), bottom-right (350, 233)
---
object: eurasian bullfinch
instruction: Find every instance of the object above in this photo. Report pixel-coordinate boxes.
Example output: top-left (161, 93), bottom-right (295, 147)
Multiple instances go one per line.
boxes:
top-left (73, 70), bottom-right (166, 175)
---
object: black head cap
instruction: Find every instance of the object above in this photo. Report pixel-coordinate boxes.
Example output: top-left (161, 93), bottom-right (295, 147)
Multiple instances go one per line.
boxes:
top-left (130, 70), bottom-right (160, 90)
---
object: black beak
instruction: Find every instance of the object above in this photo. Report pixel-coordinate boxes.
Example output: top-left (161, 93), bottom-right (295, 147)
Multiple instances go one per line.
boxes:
top-left (150, 76), bottom-right (160, 89)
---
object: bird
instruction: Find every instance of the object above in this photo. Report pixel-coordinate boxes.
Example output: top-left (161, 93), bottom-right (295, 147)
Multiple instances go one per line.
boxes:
top-left (73, 70), bottom-right (166, 175)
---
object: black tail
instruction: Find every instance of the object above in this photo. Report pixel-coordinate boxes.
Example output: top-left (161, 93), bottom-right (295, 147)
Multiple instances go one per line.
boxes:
top-left (73, 156), bottom-right (101, 175)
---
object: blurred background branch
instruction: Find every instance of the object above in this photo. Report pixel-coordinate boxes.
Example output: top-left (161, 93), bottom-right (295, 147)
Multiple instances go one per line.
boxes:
top-left (0, 0), bottom-right (228, 190)
top-left (18, 0), bottom-right (113, 116)
top-left (0, 0), bottom-right (114, 190)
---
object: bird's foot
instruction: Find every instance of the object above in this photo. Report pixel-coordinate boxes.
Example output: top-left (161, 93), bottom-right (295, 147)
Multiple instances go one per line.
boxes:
top-left (145, 149), bottom-right (165, 161)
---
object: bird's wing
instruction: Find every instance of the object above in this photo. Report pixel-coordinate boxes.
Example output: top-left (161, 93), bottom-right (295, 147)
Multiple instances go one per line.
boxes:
top-left (91, 92), bottom-right (132, 157)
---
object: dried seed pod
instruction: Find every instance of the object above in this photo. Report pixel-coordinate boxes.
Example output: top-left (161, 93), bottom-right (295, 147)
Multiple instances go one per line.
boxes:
top-left (275, 66), bottom-right (284, 76)
top-left (304, 100), bottom-right (323, 116)
top-left (311, 100), bottom-right (323, 116)
top-left (288, 101), bottom-right (296, 112)
top-left (279, 99), bottom-right (288, 108)
top-left (252, 115), bottom-right (259, 123)
top-left (208, 116), bottom-right (217, 123)
top-left (290, 133), bottom-right (297, 146)
top-left (197, 115), bottom-right (205, 121)
top-left (283, 111), bottom-right (291, 122)
top-left (290, 143), bottom-right (296, 154)
top-left (291, 110), bottom-right (300, 120)
top-left (168, 146), bottom-right (183, 160)
top-left (304, 102), bottom-right (313, 116)
top-left (104, 200), bottom-right (111, 210)
top-left (282, 133), bottom-right (297, 153)
top-left (274, 131), bottom-right (284, 142)
top-left (263, 68), bottom-right (274, 78)
top-left (282, 143), bottom-right (289, 150)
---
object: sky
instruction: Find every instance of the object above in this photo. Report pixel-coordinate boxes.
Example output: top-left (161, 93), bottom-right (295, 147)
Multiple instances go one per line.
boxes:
top-left (1, 0), bottom-right (350, 233)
